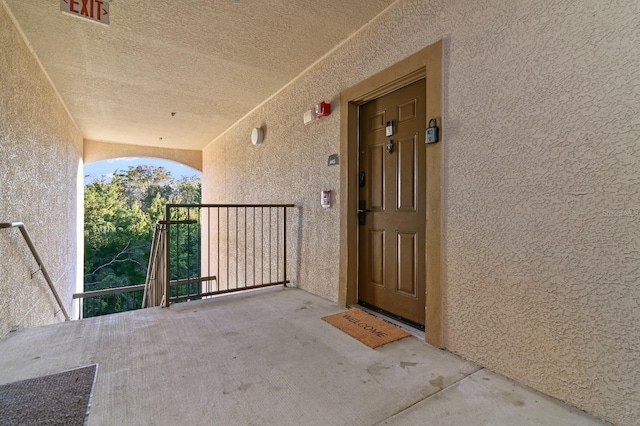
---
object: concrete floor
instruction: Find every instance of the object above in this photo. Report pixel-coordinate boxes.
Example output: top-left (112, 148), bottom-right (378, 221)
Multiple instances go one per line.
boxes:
top-left (0, 287), bottom-right (607, 425)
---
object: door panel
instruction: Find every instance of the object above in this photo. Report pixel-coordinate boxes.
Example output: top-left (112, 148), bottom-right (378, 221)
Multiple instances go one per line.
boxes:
top-left (358, 78), bottom-right (426, 326)
top-left (396, 231), bottom-right (418, 298)
top-left (398, 99), bottom-right (417, 122)
top-left (369, 229), bottom-right (385, 287)
top-left (369, 111), bottom-right (387, 131)
top-left (369, 144), bottom-right (386, 211)
top-left (396, 135), bottom-right (417, 212)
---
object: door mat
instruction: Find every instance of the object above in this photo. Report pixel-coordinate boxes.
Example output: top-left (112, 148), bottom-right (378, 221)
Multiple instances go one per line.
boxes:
top-left (0, 364), bottom-right (98, 426)
top-left (322, 309), bottom-right (411, 349)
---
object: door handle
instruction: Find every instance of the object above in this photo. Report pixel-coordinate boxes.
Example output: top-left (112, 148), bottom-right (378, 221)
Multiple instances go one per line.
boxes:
top-left (358, 201), bottom-right (370, 226)
top-left (357, 208), bottom-right (369, 226)
top-left (358, 200), bottom-right (370, 214)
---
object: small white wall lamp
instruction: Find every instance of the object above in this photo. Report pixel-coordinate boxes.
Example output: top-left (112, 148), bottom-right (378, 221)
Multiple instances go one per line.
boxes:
top-left (251, 127), bottom-right (264, 145)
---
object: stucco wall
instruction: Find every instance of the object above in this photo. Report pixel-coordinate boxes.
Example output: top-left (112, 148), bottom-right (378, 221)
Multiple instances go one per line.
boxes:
top-left (0, 4), bottom-right (82, 335)
top-left (202, 0), bottom-right (639, 424)
top-left (84, 139), bottom-right (203, 172)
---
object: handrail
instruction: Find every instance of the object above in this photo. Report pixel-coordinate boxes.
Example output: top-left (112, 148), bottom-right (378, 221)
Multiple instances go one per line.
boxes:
top-left (73, 284), bottom-right (146, 299)
top-left (0, 222), bottom-right (70, 321)
top-left (74, 275), bottom-right (217, 301)
top-left (168, 203), bottom-right (295, 208)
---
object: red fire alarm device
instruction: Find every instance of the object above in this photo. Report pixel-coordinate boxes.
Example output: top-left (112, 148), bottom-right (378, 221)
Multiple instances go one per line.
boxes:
top-left (315, 102), bottom-right (331, 118)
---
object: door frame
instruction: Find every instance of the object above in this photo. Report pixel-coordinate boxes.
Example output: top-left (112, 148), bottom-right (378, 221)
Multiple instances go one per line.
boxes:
top-left (338, 40), bottom-right (443, 347)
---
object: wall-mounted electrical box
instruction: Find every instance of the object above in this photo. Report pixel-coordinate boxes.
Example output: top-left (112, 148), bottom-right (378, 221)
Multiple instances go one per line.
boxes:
top-left (321, 190), bottom-right (331, 208)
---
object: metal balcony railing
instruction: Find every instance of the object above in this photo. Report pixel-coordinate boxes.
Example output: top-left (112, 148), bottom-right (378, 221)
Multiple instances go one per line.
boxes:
top-left (74, 204), bottom-right (295, 316)
top-left (0, 222), bottom-right (70, 321)
top-left (157, 204), bottom-right (294, 307)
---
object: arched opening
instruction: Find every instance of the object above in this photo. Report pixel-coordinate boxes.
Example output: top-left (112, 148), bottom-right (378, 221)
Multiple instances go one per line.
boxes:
top-left (81, 157), bottom-right (201, 318)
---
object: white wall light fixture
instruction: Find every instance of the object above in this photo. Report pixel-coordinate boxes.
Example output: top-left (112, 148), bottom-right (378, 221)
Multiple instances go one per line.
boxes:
top-left (251, 127), bottom-right (264, 145)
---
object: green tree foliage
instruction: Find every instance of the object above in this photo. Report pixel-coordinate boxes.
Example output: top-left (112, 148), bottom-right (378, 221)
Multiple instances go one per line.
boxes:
top-left (84, 165), bottom-right (201, 317)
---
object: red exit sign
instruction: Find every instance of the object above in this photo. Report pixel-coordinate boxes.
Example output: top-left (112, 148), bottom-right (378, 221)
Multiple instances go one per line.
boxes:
top-left (60, 0), bottom-right (109, 25)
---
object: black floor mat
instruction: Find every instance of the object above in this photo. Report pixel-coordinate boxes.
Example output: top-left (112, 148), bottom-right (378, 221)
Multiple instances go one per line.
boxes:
top-left (0, 364), bottom-right (97, 426)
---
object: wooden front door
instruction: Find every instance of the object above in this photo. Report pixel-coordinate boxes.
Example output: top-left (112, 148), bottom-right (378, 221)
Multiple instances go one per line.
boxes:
top-left (358, 78), bottom-right (426, 327)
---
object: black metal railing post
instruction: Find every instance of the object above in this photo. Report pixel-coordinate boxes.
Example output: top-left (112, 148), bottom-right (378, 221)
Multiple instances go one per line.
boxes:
top-left (283, 207), bottom-right (287, 287)
top-left (164, 205), bottom-right (171, 308)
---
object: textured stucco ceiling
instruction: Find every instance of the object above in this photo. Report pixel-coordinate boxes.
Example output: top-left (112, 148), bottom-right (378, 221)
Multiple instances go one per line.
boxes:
top-left (3, 0), bottom-right (395, 150)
